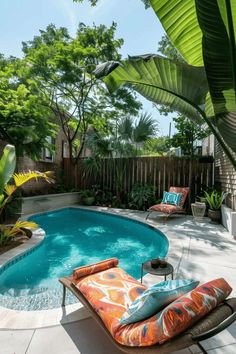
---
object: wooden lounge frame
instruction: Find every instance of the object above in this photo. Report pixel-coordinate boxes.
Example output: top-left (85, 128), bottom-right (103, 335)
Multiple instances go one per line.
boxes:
top-left (59, 277), bottom-right (236, 354)
top-left (145, 207), bottom-right (187, 221)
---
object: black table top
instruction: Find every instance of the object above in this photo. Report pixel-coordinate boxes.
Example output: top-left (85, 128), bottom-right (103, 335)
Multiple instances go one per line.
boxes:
top-left (142, 260), bottom-right (173, 276)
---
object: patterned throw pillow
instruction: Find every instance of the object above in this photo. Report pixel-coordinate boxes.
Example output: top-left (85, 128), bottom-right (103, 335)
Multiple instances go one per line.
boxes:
top-left (73, 258), bottom-right (119, 281)
top-left (156, 278), bottom-right (232, 344)
top-left (162, 191), bottom-right (182, 206)
top-left (119, 279), bottom-right (199, 325)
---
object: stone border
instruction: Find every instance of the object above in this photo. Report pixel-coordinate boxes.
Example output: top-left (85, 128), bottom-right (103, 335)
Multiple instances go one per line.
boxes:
top-left (0, 206), bottom-right (183, 330)
top-left (0, 227), bottom-right (45, 274)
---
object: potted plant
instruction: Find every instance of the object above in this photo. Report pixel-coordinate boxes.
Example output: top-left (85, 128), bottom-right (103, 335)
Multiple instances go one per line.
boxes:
top-left (204, 190), bottom-right (227, 224)
top-left (80, 189), bottom-right (95, 206)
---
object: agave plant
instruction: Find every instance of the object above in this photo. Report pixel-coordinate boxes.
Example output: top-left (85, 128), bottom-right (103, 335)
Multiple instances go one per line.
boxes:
top-left (95, 0), bottom-right (236, 170)
top-left (204, 191), bottom-right (227, 211)
top-left (0, 144), bottom-right (54, 246)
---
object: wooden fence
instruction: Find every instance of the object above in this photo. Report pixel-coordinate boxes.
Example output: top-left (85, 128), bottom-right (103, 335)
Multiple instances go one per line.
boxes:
top-left (63, 156), bottom-right (213, 205)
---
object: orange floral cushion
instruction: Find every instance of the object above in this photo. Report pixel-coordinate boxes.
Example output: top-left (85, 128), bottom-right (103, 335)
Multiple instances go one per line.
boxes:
top-left (73, 264), bottom-right (232, 347)
top-left (73, 258), bottom-right (119, 281)
top-left (115, 278), bottom-right (232, 346)
top-left (149, 203), bottom-right (182, 214)
top-left (75, 267), bottom-right (146, 335)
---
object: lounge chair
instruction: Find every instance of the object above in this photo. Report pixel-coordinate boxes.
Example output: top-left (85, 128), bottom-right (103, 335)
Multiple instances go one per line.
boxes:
top-left (146, 187), bottom-right (190, 221)
top-left (59, 259), bottom-right (236, 354)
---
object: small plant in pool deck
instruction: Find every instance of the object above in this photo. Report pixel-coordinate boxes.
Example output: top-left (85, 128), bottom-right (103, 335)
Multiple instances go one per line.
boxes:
top-left (80, 189), bottom-right (96, 206)
top-left (204, 190), bottom-right (227, 224)
top-left (129, 184), bottom-right (156, 211)
top-left (0, 144), bottom-right (54, 247)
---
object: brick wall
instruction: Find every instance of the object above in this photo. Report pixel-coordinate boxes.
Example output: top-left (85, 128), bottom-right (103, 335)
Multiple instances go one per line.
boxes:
top-left (215, 141), bottom-right (236, 210)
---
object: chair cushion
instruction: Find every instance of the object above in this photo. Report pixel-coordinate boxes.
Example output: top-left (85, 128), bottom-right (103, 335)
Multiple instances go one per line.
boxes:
top-left (169, 187), bottom-right (189, 207)
top-left (149, 203), bottom-right (182, 214)
top-left (162, 191), bottom-right (182, 206)
top-left (75, 267), bottom-right (146, 334)
top-left (119, 279), bottom-right (199, 325)
top-left (75, 268), bottom-right (231, 347)
top-left (114, 277), bottom-right (232, 346)
top-left (73, 258), bottom-right (119, 281)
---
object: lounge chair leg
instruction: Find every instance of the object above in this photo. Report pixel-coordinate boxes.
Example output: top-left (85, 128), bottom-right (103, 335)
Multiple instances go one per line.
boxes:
top-left (197, 342), bottom-right (208, 354)
top-left (62, 284), bottom-right (66, 307)
top-left (145, 211), bottom-right (152, 220)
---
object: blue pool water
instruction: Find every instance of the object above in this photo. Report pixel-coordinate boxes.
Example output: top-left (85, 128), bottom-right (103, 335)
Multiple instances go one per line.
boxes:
top-left (0, 208), bottom-right (169, 311)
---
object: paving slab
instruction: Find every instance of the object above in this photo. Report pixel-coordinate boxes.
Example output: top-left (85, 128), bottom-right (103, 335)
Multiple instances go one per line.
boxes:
top-left (0, 329), bottom-right (34, 354)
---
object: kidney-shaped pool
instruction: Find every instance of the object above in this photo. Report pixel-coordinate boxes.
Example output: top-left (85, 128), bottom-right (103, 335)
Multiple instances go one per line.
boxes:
top-left (0, 208), bottom-right (169, 311)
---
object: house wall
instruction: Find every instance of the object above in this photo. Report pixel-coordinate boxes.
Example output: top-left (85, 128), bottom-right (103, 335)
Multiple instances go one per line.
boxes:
top-left (214, 141), bottom-right (236, 211)
top-left (202, 134), bottom-right (215, 156)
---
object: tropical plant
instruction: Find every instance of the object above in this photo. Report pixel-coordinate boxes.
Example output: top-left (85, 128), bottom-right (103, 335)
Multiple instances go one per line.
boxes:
top-left (80, 189), bottom-right (95, 199)
top-left (204, 190), bottom-right (227, 211)
top-left (95, 0), bottom-right (236, 170)
top-left (0, 145), bottom-right (54, 246)
top-left (0, 221), bottom-right (38, 246)
top-left (129, 184), bottom-right (156, 210)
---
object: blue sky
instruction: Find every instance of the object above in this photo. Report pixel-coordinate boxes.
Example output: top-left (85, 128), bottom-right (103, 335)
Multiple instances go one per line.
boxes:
top-left (0, 0), bottom-right (174, 135)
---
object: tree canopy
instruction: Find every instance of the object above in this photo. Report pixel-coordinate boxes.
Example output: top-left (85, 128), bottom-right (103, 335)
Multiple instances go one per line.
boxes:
top-left (0, 55), bottom-right (56, 158)
top-left (22, 23), bottom-right (141, 162)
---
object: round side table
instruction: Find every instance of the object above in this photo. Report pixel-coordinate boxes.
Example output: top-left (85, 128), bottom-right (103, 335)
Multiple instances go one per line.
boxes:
top-left (141, 260), bottom-right (174, 284)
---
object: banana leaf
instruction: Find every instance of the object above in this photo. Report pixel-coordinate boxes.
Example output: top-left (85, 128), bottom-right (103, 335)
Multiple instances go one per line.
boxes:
top-left (0, 145), bottom-right (16, 194)
top-left (150, 0), bottom-right (236, 151)
top-left (95, 55), bottom-right (208, 124)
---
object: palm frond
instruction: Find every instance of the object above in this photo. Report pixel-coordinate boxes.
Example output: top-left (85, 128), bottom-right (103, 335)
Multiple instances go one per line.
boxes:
top-left (13, 220), bottom-right (38, 230)
top-left (4, 184), bottom-right (17, 196)
top-left (13, 170), bottom-right (54, 187)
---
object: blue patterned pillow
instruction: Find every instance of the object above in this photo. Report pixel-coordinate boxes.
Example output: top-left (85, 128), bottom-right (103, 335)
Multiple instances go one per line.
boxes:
top-left (162, 191), bottom-right (182, 206)
top-left (120, 279), bottom-right (199, 325)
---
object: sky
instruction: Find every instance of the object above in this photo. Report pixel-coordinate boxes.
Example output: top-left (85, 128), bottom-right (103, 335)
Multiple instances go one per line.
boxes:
top-left (0, 0), bottom-right (174, 136)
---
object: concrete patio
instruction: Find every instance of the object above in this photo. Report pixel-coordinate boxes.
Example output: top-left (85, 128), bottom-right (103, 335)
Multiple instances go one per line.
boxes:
top-left (1, 209), bottom-right (236, 354)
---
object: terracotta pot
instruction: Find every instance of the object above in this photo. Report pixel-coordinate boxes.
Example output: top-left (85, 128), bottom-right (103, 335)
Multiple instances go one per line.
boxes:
top-left (208, 209), bottom-right (221, 224)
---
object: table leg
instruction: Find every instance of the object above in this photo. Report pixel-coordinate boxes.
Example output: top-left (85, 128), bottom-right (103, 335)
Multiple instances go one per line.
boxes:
top-left (141, 264), bottom-right (143, 284)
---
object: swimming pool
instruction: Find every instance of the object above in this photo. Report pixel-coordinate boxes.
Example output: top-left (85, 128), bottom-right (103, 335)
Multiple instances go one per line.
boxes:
top-left (0, 208), bottom-right (169, 311)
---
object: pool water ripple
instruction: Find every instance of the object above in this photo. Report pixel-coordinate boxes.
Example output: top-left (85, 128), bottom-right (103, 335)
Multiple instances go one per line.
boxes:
top-left (0, 208), bottom-right (168, 311)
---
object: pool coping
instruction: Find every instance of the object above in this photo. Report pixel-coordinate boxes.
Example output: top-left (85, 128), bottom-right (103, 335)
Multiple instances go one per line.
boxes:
top-left (0, 205), bottom-right (183, 330)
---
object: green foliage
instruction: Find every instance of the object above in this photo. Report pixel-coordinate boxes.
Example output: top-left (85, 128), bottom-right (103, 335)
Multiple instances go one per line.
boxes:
top-left (129, 184), bottom-right (156, 210)
top-left (73, 0), bottom-right (150, 7)
top-left (97, 1), bottom-right (236, 170)
top-left (92, 185), bottom-right (113, 206)
top-left (0, 145), bottom-right (16, 195)
top-left (112, 112), bottom-right (158, 157)
top-left (80, 189), bottom-right (95, 198)
top-left (167, 116), bottom-right (210, 156)
top-left (22, 23), bottom-right (141, 162)
top-left (0, 55), bottom-right (56, 158)
top-left (142, 136), bottom-right (169, 156)
top-left (204, 190), bottom-right (227, 211)
top-left (158, 35), bottom-right (185, 63)
top-left (0, 220), bottom-right (37, 246)
top-left (0, 145), bottom-right (54, 219)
